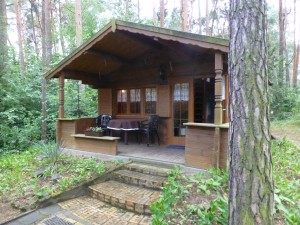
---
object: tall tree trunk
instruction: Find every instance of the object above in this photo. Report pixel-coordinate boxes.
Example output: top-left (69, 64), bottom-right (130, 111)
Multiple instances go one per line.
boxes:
top-left (153, 0), bottom-right (157, 26)
top-left (181, 0), bottom-right (188, 32)
top-left (125, 0), bottom-right (129, 17)
top-left (278, 0), bottom-right (286, 86)
top-left (205, 0), bottom-right (210, 35)
top-left (292, 0), bottom-right (298, 87)
top-left (137, 0), bottom-right (140, 19)
top-left (30, 4), bottom-right (39, 56)
top-left (229, 0), bottom-right (274, 224)
top-left (159, 0), bottom-right (165, 28)
top-left (198, 0), bottom-right (202, 34)
top-left (0, 0), bottom-right (8, 70)
top-left (41, 0), bottom-right (52, 141)
top-left (75, 0), bottom-right (84, 118)
top-left (13, 0), bottom-right (25, 75)
top-left (58, 0), bottom-right (66, 54)
top-left (75, 0), bottom-right (82, 47)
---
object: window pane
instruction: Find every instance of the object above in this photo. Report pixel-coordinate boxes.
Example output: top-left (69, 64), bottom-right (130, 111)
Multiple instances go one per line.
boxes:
top-left (173, 83), bottom-right (189, 136)
top-left (130, 89), bottom-right (141, 113)
top-left (117, 90), bottom-right (127, 114)
top-left (145, 88), bottom-right (157, 114)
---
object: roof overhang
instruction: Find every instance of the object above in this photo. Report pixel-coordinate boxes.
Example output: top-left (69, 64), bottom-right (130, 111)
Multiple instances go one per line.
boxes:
top-left (45, 20), bottom-right (229, 81)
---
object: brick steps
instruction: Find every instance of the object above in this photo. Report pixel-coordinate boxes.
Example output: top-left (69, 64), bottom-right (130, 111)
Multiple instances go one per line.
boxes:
top-left (58, 162), bottom-right (171, 224)
top-left (124, 162), bottom-right (171, 177)
top-left (59, 195), bottom-right (151, 225)
top-left (112, 169), bottom-right (167, 190)
top-left (89, 180), bottom-right (161, 215)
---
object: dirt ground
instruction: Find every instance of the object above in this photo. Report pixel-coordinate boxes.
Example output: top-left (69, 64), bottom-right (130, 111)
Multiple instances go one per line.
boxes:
top-left (271, 123), bottom-right (300, 147)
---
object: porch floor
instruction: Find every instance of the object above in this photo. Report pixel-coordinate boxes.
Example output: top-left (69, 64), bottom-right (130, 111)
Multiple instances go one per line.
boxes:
top-left (117, 142), bottom-right (185, 164)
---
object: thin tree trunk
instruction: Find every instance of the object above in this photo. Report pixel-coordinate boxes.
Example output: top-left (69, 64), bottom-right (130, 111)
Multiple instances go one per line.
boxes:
top-left (41, 0), bottom-right (52, 141)
top-left (181, 0), bottom-right (188, 32)
top-left (153, 0), bottom-right (157, 26)
top-left (58, 0), bottom-right (66, 54)
top-left (292, 0), bottom-right (298, 87)
top-left (0, 0), bottom-right (8, 69)
top-left (13, 0), bottom-right (25, 75)
top-left (278, 0), bottom-right (285, 86)
top-left (137, 0), bottom-right (140, 19)
top-left (160, 0), bottom-right (165, 28)
top-left (75, 0), bottom-right (82, 47)
top-left (205, 0), bottom-right (210, 35)
top-left (229, 0), bottom-right (274, 224)
top-left (125, 0), bottom-right (129, 17)
top-left (30, 3), bottom-right (39, 56)
top-left (198, 0), bottom-right (202, 34)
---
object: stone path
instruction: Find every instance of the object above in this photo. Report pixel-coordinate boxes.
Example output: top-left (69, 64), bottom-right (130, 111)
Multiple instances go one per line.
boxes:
top-left (6, 162), bottom-right (171, 225)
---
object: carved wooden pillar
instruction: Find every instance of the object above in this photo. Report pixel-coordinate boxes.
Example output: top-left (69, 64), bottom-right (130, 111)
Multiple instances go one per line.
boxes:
top-left (59, 73), bottom-right (65, 118)
top-left (214, 52), bottom-right (223, 125)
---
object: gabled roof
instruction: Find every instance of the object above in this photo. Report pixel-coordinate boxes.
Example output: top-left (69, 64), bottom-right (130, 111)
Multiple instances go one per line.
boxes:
top-left (45, 20), bottom-right (229, 80)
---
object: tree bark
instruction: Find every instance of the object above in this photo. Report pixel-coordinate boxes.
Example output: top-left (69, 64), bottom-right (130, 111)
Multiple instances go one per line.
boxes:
top-left (292, 0), bottom-right (299, 87)
top-left (198, 0), bottom-right (202, 34)
top-left (41, 0), bottom-right (52, 141)
top-left (75, 0), bottom-right (82, 47)
top-left (13, 0), bottom-right (25, 75)
top-left (205, 0), bottom-right (210, 35)
top-left (181, 0), bottom-right (188, 32)
top-left (153, 0), bottom-right (157, 26)
top-left (58, 0), bottom-right (66, 54)
top-left (229, 0), bottom-right (274, 224)
top-left (0, 0), bottom-right (7, 70)
top-left (278, 0), bottom-right (288, 86)
top-left (159, 0), bottom-right (165, 28)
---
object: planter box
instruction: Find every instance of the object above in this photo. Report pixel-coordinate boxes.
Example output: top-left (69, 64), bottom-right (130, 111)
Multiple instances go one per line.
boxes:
top-left (84, 131), bottom-right (103, 137)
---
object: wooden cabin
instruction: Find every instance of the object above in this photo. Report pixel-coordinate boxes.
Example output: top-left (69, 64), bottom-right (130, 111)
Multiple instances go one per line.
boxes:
top-left (45, 20), bottom-right (229, 170)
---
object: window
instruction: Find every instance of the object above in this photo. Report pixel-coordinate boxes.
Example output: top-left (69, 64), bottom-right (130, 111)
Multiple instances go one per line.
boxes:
top-left (117, 90), bottom-right (127, 114)
top-left (145, 88), bottom-right (157, 114)
top-left (130, 89), bottom-right (141, 113)
top-left (173, 83), bottom-right (189, 136)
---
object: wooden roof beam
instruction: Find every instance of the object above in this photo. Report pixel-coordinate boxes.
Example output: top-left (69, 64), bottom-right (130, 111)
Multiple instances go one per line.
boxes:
top-left (84, 49), bottom-right (131, 65)
top-left (61, 69), bottom-right (101, 85)
top-left (118, 30), bottom-right (163, 51)
top-left (153, 38), bottom-right (197, 60)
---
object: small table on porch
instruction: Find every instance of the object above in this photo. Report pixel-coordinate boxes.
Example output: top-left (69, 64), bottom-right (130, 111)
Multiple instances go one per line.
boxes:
top-left (107, 119), bottom-right (141, 145)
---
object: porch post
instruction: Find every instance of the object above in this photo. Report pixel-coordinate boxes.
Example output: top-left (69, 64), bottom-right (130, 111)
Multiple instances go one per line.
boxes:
top-left (59, 73), bottom-right (65, 118)
top-left (213, 52), bottom-right (223, 168)
top-left (214, 52), bottom-right (223, 125)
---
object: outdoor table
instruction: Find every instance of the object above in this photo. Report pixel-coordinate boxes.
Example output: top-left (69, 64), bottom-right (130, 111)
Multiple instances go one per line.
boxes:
top-left (107, 119), bottom-right (141, 145)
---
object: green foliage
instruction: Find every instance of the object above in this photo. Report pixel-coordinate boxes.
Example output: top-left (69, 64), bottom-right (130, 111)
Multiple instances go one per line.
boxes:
top-left (151, 167), bottom-right (228, 225)
top-left (40, 141), bottom-right (64, 164)
top-left (0, 143), bottom-right (112, 203)
top-left (151, 139), bottom-right (300, 225)
top-left (270, 86), bottom-right (300, 121)
top-left (272, 138), bottom-right (300, 224)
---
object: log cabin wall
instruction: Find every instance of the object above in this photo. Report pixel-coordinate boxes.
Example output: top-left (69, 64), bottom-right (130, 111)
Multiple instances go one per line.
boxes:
top-left (97, 59), bottom-right (218, 146)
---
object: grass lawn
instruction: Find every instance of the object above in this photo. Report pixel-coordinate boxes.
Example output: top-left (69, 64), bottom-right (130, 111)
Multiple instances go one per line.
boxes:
top-left (0, 142), bottom-right (123, 222)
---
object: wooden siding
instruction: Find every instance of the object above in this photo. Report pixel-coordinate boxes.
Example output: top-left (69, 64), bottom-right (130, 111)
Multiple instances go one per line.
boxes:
top-left (157, 85), bottom-right (171, 117)
top-left (57, 119), bottom-right (118, 155)
top-left (184, 124), bottom-right (228, 169)
top-left (98, 88), bottom-right (113, 115)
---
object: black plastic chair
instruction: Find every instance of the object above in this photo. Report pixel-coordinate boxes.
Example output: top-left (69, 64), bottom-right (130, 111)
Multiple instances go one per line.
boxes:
top-left (96, 114), bottom-right (112, 135)
top-left (138, 115), bottom-right (160, 147)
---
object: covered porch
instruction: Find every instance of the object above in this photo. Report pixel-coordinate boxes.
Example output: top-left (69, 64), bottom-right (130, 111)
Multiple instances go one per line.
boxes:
top-left (46, 20), bottom-right (229, 170)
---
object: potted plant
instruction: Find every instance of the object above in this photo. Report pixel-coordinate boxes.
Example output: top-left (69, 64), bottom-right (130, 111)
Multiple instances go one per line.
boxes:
top-left (84, 127), bottom-right (104, 137)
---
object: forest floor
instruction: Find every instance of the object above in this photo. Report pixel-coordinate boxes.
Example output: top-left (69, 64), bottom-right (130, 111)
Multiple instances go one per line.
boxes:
top-left (271, 120), bottom-right (300, 147)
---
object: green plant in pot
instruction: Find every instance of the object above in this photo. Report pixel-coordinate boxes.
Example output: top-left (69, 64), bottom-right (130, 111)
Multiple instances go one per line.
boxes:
top-left (85, 127), bottom-right (104, 137)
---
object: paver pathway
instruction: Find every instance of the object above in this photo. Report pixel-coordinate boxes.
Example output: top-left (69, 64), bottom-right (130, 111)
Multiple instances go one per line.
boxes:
top-left (6, 162), bottom-right (171, 225)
